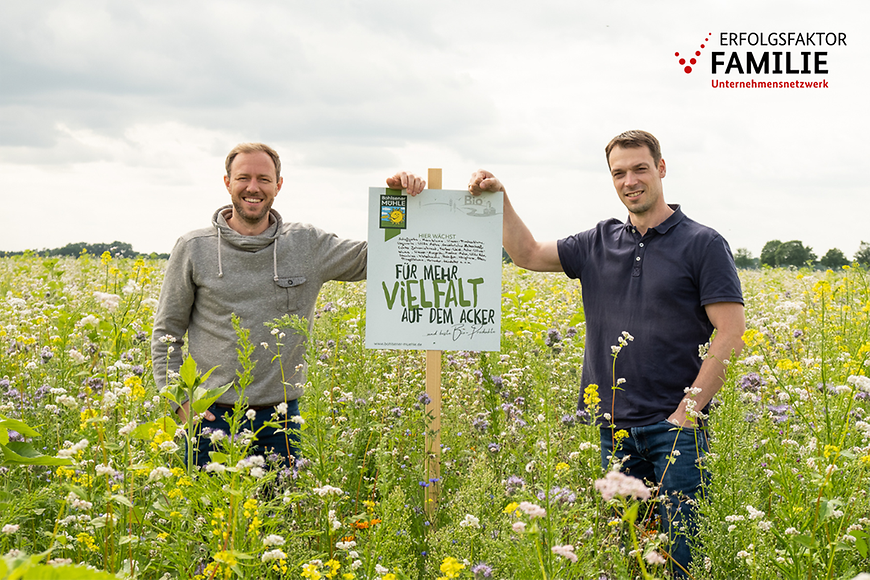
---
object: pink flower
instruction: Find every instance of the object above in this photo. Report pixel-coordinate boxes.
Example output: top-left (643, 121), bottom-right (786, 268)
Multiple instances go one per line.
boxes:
top-left (551, 545), bottom-right (578, 563)
top-left (518, 501), bottom-right (546, 519)
top-left (594, 470), bottom-right (651, 501)
top-left (512, 521), bottom-right (526, 533)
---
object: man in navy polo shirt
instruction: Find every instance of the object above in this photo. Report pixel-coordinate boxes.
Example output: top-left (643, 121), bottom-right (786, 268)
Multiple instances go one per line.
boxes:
top-left (468, 130), bottom-right (745, 576)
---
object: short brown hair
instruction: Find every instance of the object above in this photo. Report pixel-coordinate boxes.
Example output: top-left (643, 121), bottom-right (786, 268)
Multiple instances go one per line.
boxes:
top-left (605, 130), bottom-right (662, 168)
top-left (225, 143), bottom-right (282, 181)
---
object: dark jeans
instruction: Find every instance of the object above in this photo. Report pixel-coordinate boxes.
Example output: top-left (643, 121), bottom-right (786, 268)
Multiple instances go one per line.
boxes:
top-left (600, 420), bottom-right (709, 578)
top-left (192, 399), bottom-right (301, 468)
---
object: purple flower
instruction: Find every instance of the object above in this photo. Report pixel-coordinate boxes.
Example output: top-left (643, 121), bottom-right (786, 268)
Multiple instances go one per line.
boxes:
top-left (487, 443), bottom-right (500, 453)
top-left (471, 563), bottom-right (493, 578)
top-left (504, 475), bottom-right (525, 495)
top-left (418, 392), bottom-right (431, 406)
top-left (740, 373), bottom-right (765, 393)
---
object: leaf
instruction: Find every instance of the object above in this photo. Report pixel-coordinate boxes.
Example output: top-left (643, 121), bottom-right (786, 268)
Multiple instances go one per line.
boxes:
top-left (793, 534), bottom-right (818, 549)
top-left (0, 416), bottom-right (41, 438)
top-left (179, 355), bottom-right (198, 388)
top-left (131, 417), bottom-right (178, 441)
top-left (0, 443), bottom-right (73, 466)
top-left (190, 382), bottom-right (234, 414)
top-left (110, 494), bottom-right (133, 508)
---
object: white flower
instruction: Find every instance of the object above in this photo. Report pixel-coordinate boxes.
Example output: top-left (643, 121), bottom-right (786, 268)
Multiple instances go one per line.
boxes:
top-left (312, 485), bottom-right (343, 497)
top-left (148, 466), bottom-right (173, 481)
top-left (263, 534), bottom-right (285, 547)
top-left (290, 415), bottom-right (305, 424)
top-left (335, 540), bottom-right (356, 550)
top-left (275, 402), bottom-right (288, 415)
top-left (261, 549), bottom-right (287, 562)
top-left (375, 564), bottom-right (389, 575)
top-left (250, 467), bottom-right (266, 479)
top-left (459, 514), bottom-right (480, 528)
top-left (512, 521), bottom-right (526, 533)
top-left (2, 524), bottom-right (20, 534)
top-left (68, 348), bottom-right (86, 364)
top-left (159, 441), bottom-right (179, 453)
top-left (205, 463), bottom-right (226, 473)
top-left (94, 291), bottom-right (121, 311)
top-left (644, 550), bottom-right (666, 566)
top-left (80, 314), bottom-right (100, 327)
top-left (245, 409), bottom-right (257, 421)
top-left (95, 464), bottom-right (117, 478)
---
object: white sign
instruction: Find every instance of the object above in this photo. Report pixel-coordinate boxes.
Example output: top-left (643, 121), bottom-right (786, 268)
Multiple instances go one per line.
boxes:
top-left (365, 188), bottom-right (504, 351)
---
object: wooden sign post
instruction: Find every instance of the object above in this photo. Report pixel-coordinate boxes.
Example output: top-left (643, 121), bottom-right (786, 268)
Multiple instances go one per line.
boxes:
top-left (425, 168), bottom-right (443, 516)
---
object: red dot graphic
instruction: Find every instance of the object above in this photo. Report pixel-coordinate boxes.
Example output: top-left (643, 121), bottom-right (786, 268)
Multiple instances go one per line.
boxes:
top-left (700, 44), bottom-right (705, 48)
top-left (695, 51), bottom-right (701, 56)
top-left (690, 58), bottom-right (696, 65)
top-left (675, 52), bottom-right (680, 57)
top-left (685, 66), bottom-right (692, 74)
top-left (679, 58), bottom-right (686, 65)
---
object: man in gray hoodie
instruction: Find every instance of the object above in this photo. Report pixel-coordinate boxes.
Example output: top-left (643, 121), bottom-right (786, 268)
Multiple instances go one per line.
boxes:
top-left (151, 142), bottom-right (424, 466)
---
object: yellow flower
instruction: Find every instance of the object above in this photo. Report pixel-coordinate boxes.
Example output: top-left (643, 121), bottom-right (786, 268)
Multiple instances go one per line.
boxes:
top-left (503, 502), bottom-right (520, 515)
top-left (302, 563), bottom-right (322, 580)
top-left (583, 384), bottom-right (600, 408)
top-left (439, 557), bottom-right (465, 579)
top-left (555, 462), bottom-right (569, 472)
top-left (823, 445), bottom-right (840, 459)
top-left (614, 429), bottom-right (629, 443)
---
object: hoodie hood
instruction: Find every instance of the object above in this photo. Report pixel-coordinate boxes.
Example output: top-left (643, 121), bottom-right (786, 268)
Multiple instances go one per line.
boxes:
top-left (211, 205), bottom-right (283, 277)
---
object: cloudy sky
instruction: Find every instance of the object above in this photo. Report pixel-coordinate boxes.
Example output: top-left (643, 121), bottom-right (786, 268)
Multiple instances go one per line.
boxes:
top-left (1, 0), bottom-right (866, 259)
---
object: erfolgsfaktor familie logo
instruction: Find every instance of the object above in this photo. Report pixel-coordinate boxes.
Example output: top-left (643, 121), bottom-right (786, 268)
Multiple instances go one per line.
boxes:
top-left (675, 31), bottom-right (847, 89)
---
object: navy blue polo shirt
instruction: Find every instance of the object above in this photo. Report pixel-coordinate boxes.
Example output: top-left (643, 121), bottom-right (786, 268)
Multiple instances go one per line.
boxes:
top-left (557, 205), bottom-right (743, 428)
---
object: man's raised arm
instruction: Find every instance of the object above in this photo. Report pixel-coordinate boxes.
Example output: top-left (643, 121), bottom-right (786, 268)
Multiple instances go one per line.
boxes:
top-left (468, 169), bottom-right (563, 272)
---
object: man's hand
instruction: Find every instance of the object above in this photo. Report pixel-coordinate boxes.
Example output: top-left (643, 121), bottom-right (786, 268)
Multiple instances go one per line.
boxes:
top-left (468, 169), bottom-right (505, 196)
top-left (386, 172), bottom-right (426, 196)
top-left (176, 400), bottom-right (216, 423)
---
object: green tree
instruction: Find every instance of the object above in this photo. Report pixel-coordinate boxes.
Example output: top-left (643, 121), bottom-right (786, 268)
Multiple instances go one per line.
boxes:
top-left (855, 241), bottom-right (870, 267)
top-left (760, 239), bottom-right (816, 268)
top-left (734, 247), bottom-right (756, 269)
top-left (820, 248), bottom-right (849, 269)
top-left (760, 240), bottom-right (782, 267)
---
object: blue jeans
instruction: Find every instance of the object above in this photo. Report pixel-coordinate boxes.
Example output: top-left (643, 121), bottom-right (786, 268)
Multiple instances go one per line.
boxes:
top-left (192, 399), bottom-right (301, 468)
top-left (600, 420), bottom-right (709, 577)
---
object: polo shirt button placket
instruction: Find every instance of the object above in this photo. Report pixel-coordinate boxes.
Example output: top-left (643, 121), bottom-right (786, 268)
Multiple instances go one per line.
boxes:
top-left (633, 240), bottom-right (644, 277)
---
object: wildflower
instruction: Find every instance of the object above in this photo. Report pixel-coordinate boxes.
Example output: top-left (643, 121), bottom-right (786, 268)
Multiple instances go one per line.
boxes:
top-left (2, 524), bottom-right (19, 534)
top-left (512, 521), bottom-right (526, 533)
top-left (644, 550), bottom-right (666, 565)
top-left (263, 534), bottom-right (285, 547)
top-left (246, 409), bottom-right (257, 421)
top-left (148, 467), bottom-right (172, 481)
top-left (504, 475), bottom-right (525, 495)
top-left (94, 291), bottom-right (121, 311)
top-left (551, 544), bottom-right (578, 563)
top-left (594, 470), bottom-right (651, 501)
top-left (262, 549), bottom-right (287, 562)
top-left (459, 514), bottom-right (480, 528)
top-left (518, 501), bottom-right (546, 519)
top-left (438, 557), bottom-right (465, 579)
top-left (275, 402), bottom-right (288, 415)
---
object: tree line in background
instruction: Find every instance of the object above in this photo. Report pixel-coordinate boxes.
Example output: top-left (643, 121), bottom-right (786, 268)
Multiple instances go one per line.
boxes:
top-left (0, 241), bottom-right (169, 260)
top-left (734, 240), bottom-right (870, 269)
top-left (2, 240), bottom-right (867, 270)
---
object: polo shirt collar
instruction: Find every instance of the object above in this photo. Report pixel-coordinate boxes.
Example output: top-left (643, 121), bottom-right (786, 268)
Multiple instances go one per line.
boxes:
top-left (623, 204), bottom-right (684, 235)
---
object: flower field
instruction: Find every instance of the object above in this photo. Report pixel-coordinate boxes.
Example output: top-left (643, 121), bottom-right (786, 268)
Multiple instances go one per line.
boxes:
top-left (1, 253), bottom-right (869, 579)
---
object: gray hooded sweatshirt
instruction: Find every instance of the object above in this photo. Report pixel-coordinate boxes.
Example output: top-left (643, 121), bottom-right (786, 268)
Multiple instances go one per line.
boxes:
top-left (151, 205), bottom-right (366, 406)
